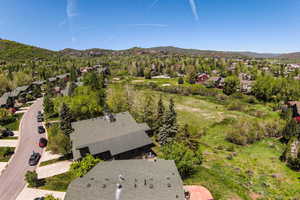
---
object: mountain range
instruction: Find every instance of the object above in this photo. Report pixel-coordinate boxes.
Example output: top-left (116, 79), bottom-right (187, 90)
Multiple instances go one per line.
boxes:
top-left (0, 38), bottom-right (299, 62)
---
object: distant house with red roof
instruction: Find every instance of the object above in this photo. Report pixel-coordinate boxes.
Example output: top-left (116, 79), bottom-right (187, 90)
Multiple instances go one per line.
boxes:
top-left (196, 73), bottom-right (210, 84)
top-left (184, 185), bottom-right (214, 200)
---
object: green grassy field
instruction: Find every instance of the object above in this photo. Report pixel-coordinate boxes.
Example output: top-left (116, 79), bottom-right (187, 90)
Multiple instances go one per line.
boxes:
top-left (37, 172), bottom-right (75, 192)
top-left (0, 147), bottom-right (15, 162)
top-left (3, 113), bottom-right (23, 131)
top-left (127, 78), bottom-right (300, 199)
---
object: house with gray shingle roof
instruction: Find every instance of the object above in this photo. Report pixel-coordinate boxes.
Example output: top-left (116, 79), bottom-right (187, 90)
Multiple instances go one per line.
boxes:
top-left (71, 112), bottom-right (153, 160)
top-left (64, 159), bottom-right (186, 200)
top-left (0, 92), bottom-right (13, 107)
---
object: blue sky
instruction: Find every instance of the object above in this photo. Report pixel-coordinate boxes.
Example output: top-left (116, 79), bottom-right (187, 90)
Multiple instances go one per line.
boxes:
top-left (0, 0), bottom-right (299, 53)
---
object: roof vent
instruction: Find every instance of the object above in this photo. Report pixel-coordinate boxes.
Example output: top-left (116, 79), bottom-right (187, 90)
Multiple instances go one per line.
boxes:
top-left (102, 184), bottom-right (106, 188)
top-left (115, 183), bottom-right (122, 200)
top-left (167, 183), bottom-right (171, 188)
top-left (149, 184), bottom-right (154, 189)
top-left (86, 183), bottom-right (91, 188)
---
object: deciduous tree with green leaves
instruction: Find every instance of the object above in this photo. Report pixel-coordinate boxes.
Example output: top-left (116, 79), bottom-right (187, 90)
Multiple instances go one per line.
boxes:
top-left (70, 154), bottom-right (101, 177)
top-left (223, 75), bottom-right (240, 95)
top-left (160, 142), bottom-right (202, 178)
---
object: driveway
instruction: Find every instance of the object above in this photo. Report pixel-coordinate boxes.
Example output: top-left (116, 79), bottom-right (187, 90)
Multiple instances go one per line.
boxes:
top-left (37, 161), bottom-right (72, 179)
top-left (16, 187), bottom-right (65, 200)
top-left (0, 98), bottom-right (45, 200)
top-left (0, 140), bottom-right (18, 147)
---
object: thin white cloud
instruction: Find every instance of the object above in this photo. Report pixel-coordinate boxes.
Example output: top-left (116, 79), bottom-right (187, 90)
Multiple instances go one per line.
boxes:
top-left (67, 0), bottom-right (78, 18)
top-left (65, 0), bottom-right (78, 42)
top-left (188, 0), bottom-right (199, 21)
top-left (59, 19), bottom-right (67, 27)
top-left (128, 24), bottom-right (168, 27)
top-left (71, 36), bottom-right (77, 43)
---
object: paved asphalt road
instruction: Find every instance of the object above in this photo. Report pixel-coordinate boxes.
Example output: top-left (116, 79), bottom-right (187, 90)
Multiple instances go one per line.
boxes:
top-left (0, 99), bottom-right (45, 200)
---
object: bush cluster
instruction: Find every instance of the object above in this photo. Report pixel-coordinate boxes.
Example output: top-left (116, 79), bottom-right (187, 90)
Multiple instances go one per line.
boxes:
top-left (226, 120), bottom-right (282, 145)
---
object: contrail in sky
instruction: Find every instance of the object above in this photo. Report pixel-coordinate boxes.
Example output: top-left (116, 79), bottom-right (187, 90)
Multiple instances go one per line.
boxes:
top-left (66, 0), bottom-right (78, 43)
top-left (67, 0), bottom-right (78, 18)
top-left (188, 0), bottom-right (199, 21)
top-left (150, 0), bottom-right (160, 8)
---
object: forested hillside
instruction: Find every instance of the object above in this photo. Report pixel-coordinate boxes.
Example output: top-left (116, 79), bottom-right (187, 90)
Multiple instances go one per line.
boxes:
top-left (0, 39), bottom-right (58, 62)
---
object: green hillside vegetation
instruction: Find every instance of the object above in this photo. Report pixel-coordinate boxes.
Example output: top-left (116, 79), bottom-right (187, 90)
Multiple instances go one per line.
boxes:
top-left (0, 39), bottom-right (58, 62)
top-left (105, 79), bottom-right (300, 199)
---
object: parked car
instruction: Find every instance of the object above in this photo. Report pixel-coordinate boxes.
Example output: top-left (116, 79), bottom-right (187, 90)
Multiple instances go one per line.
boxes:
top-left (29, 151), bottom-right (41, 166)
top-left (37, 116), bottom-right (43, 122)
top-left (38, 126), bottom-right (45, 134)
top-left (0, 129), bottom-right (14, 138)
top-left (39, 137), bottom-right (47, 148)
top-left (34, 197), bottom-right (44, 200)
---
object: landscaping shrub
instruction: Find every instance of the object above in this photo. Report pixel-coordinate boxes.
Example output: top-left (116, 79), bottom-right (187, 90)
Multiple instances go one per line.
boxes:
top-left (25, 171), bottom-right (39, 187)
top-left (44, 195), bottom-right (60, 200)
top-left (160, 142), bottom-right (202, 178)
top-left (70, 154), bottom-right (101, 177)
top-left (226, 120), bottom-right (265, 145)
top-left (227, 101), bottom-right (248, 112)
top-left (0, 108), bottom-right (15, 126)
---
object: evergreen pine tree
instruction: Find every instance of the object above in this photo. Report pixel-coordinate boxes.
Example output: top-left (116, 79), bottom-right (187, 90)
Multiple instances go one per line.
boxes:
top-left (60, 103), bottom-right (73, 136)
top-left (282, 118), bottom-right (300, 141)
top-left (157, 98), bottom-right (178, 145)
top-left (153, 95), bottom-right (165, 134)
top-left (142, 95), bottom-right (155, 128)
top-left (70, 65), bottom-right (77, 82)
top-left (43, 95), bottom-right (54, 116)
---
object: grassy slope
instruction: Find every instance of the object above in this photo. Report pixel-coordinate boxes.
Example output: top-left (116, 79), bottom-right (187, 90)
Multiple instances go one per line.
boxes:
top-left (0, 39), bottom-right (58, 62)
top-left (129, 78), bottom-right (300, 200)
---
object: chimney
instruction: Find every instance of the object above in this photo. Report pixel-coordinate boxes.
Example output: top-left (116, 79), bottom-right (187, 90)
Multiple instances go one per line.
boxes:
top-left (115, 183), bottom-right (122, 200)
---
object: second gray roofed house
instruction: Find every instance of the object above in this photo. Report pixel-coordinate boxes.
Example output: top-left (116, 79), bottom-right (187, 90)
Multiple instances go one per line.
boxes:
top-left (64, 159), bottom-right (185, 200)
top-left (71, 112), bottom-right (153, 160)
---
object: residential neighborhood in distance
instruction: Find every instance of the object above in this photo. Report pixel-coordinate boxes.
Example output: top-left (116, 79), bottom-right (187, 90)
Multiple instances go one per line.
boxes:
top-left (0, 0), bottom-right (300, 200)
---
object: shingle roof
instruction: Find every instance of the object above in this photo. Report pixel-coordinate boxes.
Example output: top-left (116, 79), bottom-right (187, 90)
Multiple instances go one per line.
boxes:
top-left (71, 112), bottom-right (152, 160)
top-left (64, 159), bottom-right (185, 200)
top-left (32, 80), bottom-right (46, 85)
top-left (0, 92), bottom-right (10, 106)
top-left (56, 73), bottom-right (70, 79)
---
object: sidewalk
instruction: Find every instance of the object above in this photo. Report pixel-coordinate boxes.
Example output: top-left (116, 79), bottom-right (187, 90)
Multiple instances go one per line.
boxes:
top-left (37, 161), bottom-right (72, 179)
top-left (40, 151), bottom-right (62, 163)
top-left (0, 140), bottom-right (18, 147)
top-left (12, 131), bottom-right (19, 137)
top-left (0, 162), bottom-right (7, 174)
top-left (16, 187), bottom-right (65, 200)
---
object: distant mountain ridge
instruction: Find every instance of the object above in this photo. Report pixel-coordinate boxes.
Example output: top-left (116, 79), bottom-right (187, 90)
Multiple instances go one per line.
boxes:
top-left (0, 38), bottom-right (299, 62)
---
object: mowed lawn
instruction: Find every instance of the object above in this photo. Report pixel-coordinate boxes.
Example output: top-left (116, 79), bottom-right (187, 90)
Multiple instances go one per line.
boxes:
top-left (133, 86), bottom-right (300, 200)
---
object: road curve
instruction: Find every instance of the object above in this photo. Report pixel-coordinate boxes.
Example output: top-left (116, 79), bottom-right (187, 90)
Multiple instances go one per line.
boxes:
top-left (0, 99), bottom-right (44, 200)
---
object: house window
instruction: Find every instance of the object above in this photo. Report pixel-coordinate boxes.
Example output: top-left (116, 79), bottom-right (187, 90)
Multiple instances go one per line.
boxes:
top-left (79, 147), bottom-right (90, 157)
